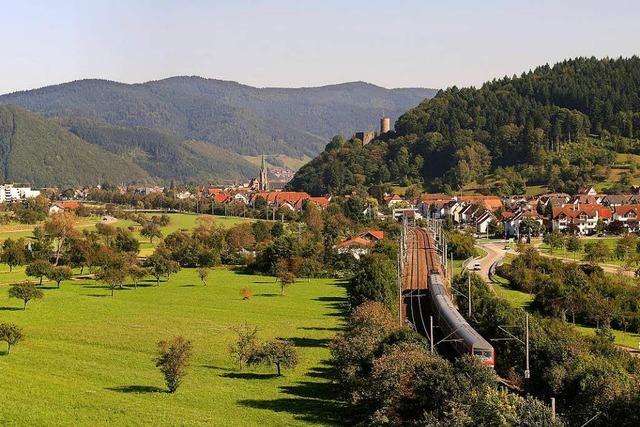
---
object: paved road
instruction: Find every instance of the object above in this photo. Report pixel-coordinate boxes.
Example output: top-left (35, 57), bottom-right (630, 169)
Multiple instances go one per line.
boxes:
top-left (474, 242), bottom-right (508, 282)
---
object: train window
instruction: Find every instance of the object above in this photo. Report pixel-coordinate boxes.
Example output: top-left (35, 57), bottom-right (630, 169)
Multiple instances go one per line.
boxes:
top-left (473, 350), bottom-right (493, 360)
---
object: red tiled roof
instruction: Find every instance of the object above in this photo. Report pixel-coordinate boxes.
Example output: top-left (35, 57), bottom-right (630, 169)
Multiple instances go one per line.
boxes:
top-left (614, 204), bottom-right (640, 217)
top-left (359, 230), bottom-right (384, 240)
top-left (459, 196), bottom-right (503, 211)
top-left (57, 201), bottom-right (81, 209)
top-left (214, 193), bottom-right (232, 204)
top-left (552, 204), bottom-right (612, 220)
top-left (334, 237), bottom-right (376, 249)
top-left (309, 196), bottom-right (330, 208)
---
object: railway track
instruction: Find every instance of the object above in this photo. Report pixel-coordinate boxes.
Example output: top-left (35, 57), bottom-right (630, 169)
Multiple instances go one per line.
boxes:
top-left (402, 228), bottom-right (438, 335)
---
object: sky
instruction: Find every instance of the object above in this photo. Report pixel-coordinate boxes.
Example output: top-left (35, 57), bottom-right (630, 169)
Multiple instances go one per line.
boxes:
top-left (2, 0), bottom-right (639, 94)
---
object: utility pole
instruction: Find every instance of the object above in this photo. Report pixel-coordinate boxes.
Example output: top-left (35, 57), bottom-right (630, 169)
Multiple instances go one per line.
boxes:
top-left (551, 397), bottom-right (556, 422)
top-left (468, 273), bottom-right (472, 317)
top-left (525, 313), bottom-right (530, 379)
top-left (430, 316), bottom-right (434, 354)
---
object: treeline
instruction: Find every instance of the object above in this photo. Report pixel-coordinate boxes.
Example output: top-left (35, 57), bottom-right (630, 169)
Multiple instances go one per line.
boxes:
top-left (498, 247), bottom-right (640, 332)
top-left (329, 301), bottom-right (559, 425)
top-left (453, 272), bottom-right (640, 425)
top-left (290, 57), bottom-right (640, 195)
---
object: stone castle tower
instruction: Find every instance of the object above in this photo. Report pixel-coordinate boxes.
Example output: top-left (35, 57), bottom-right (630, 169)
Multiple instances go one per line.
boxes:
top-left (259, 153), bottom-right (269, 191)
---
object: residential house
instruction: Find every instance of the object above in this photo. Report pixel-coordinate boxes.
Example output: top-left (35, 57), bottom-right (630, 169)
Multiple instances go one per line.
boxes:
top-left (578, 186), bottom-right (598, 196)
top-left (612, 204), bottom-right (640, 232)
top-left (601, 194), bottom-right (639, 207)
top-left (49, 201), bottom-right (81, 215)
top-left (334, 229), bottom-right (384, 259)
top-left (551, 204), bottom-right (612, 235)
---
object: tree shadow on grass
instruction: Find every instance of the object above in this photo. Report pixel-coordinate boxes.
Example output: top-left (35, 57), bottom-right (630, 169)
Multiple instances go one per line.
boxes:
top-left (298, 326), bottom-right (341, 332)
top-left (255, 293), bottom-right (280, 297)
top-left (0, 307), bottom-right (22, 311)
top-left (286, 337), bottom-right (330, 348)
top-left (39, 286), bottom-right (59, 290)
top-left (180, 284), bottom-right (197, 287)
top-left (85, 294), bottom-right (110, 298)
top-left (106, 385), bottom-right (166, 393)
top-left (222, 372), bottom-right (279, 380)
top-left (313, 295), bottom-right (348, 318)
top-left (201, 365), bottom-right (234, 372)
top-left (238, 365), bottom-right (345, 425)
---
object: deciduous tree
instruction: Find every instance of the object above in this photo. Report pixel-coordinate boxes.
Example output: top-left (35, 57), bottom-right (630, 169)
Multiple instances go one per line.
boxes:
top-left (0, 323), bottom-right (23, 354)
top-left (8, 282), bottom-right (43, 309)
top-left (155, 336), bottom-right (192, 393)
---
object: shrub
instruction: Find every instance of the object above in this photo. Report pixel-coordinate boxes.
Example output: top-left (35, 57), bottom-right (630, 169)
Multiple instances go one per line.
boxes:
top-left (155, 336), bottom-right (192, 393)
top-left (0, 323), bottom-right (23, 354)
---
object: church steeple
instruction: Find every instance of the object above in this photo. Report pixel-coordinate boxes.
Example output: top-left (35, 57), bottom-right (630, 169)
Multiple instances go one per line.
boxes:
top-left (259, 152), bottom-right (269, 191)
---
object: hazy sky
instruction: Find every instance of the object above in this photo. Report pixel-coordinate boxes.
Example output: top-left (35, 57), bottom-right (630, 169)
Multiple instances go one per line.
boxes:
top-left (2, 0), bottom-right (639, 94)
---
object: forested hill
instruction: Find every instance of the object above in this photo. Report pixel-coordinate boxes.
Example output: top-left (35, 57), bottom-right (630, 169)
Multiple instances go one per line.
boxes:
top-left (0, 106), bottom-right (151, 187)
top-left (289, 56), bottom-right (640, 196)
top-left (59, 117), bottom-right (258, 184)
top-left (0, 78), bottom-right (436, 159)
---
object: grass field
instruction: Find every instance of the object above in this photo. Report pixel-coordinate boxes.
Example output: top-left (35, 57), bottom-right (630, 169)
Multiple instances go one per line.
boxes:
top-left (0, 213), bottom-right (251, 258)
top-left (0, 268), bottom-right (345, 426)
top-left (538, 236), bottom-right (629, 267)
top-left (119, 213), bottom-right (251, 256)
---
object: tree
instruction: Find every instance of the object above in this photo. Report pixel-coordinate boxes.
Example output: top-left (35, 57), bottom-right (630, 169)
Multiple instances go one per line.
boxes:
top-left (0, 323), bottom-right (23, 354)
top-left (348, 253), bottom-right (397, 314)
top-left (46, 265), bottom-right (73, 288)
top-left (97, 264), bottom-right (127, 296)
top-left (144, 248), bottom-right (180, 286)
top-left (584, 241), bottom-right (610, 264)
top-left (543, 231), bottom-right (564, 254)
top-left (565, 235), bottom-right (582, 260)
top-left (228, 323), bottom-right (259, 369)
top-left (44, 212), bottom-right (77, 265)
top-left (141, 222), bottom-right (163, 243)
top-left (196, 267), bottom-right (209, 286)
top-left (155, 336), bottom-right (192, 393)
top-left (112, 228), bottom-right (140, 254)
top-left (1, 238), bottom-right (26, 272)
top-left (249, 339), bottom-right (298, 376)
top-left (277, 271), bottom-right (296, 296)
top-left (127, 264), bottom-right (147, 289)
top-left (25, 260), bottom-right (52, 285)
top-left (8, 282), bottom-right (43, 309)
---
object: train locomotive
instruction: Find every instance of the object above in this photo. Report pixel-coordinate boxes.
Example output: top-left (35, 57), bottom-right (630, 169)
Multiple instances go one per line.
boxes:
top-left (428, 272), bottom-right (495, 367)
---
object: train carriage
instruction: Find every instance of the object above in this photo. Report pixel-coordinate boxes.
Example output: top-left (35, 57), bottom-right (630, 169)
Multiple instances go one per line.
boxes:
top-left (428, 272), bottom-right (495, 367)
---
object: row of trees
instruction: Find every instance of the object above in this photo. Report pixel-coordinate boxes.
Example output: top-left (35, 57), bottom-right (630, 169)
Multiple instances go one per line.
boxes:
top-left (498, 247), bottom-right (640, 332)
top-left (453, 272), bottom-right (640, 425)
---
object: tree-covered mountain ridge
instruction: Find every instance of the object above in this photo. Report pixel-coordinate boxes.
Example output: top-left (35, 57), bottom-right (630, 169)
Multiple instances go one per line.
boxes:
top-left (289, 56), bottom-right (640, 196)
top-left (0, 77), bottom-right (436, 159)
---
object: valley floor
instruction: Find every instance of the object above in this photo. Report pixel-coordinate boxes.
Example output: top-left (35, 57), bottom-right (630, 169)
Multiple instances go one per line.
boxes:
top-left (0, 268), bottom-right (345, 426)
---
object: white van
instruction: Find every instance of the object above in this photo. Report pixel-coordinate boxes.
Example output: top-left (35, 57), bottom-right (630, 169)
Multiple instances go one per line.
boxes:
top-left (474, 262), bottom-right (481, 271)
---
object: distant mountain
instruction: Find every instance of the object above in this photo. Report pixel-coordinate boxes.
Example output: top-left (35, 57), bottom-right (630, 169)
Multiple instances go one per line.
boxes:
top-left (58, 117), bottom-right (258, 184)
top-left (0, 106), bottom-right (151, 187)
top-left (0, 78), bottom-right (437, 159)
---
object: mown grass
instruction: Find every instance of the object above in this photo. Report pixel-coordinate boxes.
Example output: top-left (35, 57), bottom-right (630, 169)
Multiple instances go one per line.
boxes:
top-left (538, 236), bottom-right (630, 267)
top-left (0, 213), bottom-right (251, 259)
top-left (0, 268), bottom-right (345, 426)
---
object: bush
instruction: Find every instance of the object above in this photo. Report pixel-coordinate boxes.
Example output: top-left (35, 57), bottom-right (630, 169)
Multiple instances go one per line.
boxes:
top-left (0, 323), bottom-right (23, 354)
top-left (155, 336), bottom-right (192, 393)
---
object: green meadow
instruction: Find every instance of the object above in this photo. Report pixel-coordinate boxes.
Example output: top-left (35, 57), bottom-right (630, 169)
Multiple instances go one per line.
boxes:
top-left (0, 268), bottom-right (345, 426)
